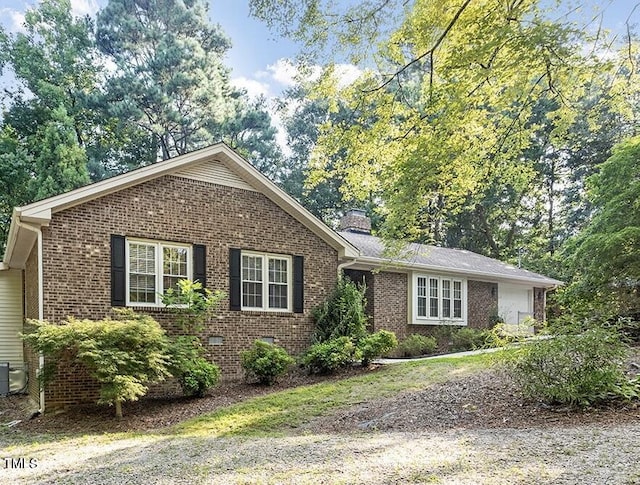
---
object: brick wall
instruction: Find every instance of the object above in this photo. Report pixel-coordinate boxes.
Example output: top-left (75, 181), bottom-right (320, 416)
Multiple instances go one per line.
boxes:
top-left (345, 269), bottom-right (409, 339)
top-left (39, 175), bottom-right (339, 408)
top-left (23, 246), bottom-right (40, 407)
top-left (466, 280), bottom-right (498, 329)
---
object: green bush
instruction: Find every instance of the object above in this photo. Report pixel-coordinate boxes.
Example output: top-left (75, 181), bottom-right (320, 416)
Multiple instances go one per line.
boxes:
top-left (241, 340), bottom-right (295, 385)
top-left (167, 335), bottom-right (220, 397)
top-left (505, 326), bottom-right (639, 407)
top-left (22, 310), bottom-right (170, 418)
top-left (397, 334), bottom-right (438, 357)
top-left (312, 278), bottom-right (368, 344)
top-left (359, 330), bottom-right (398, 366)
top-left (178, 358), bottom-right (220, 397)
top-left (450, 327), bottom-right (487, 351)
top-left (302, 336), bottom-right (360, 374)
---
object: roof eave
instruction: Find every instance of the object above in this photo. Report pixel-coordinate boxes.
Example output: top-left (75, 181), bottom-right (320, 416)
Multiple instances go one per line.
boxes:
top-left (353, 255), bottom-right (563, 288)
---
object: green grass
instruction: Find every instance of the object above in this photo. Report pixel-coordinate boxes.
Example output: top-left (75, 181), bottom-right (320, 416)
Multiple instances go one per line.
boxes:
top-left (174, 352), bottom-right (494, 437)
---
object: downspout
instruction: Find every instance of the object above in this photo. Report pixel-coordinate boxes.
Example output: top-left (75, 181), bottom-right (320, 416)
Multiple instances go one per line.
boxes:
top-left (16, 219), bottom-right (45, 414)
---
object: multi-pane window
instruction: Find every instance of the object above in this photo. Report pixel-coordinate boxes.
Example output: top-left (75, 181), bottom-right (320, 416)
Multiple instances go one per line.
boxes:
top-left (417, 277), bottom-right (427, 317)
top-left (415, 274), bottom-right (465, 323)
top-left (127, 240), bottom-right (191, 305)
top-left (241, 252), bottom-right (291, 311)
top-left (242, 255), bottom-right (263, 308)
top-left (429, 278), bottom-right (439, 318)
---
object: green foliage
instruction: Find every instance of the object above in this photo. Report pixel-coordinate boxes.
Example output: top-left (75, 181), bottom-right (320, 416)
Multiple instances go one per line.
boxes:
top-left (397, 334), bottom-right (437, 358)
top-left (450, 327), bottom-right (487, 352)
top-left (241, 340), bottom-right (295, 385)
top-left (167, 335), bottom-right (220, 397)
top-left (563, 136), bottom-right (640, 319)
top-left (359, 330), bottom-right (398, 366)
top-left (504, 326), bottom-right (638, 407)
top-left (161, 279), bottom-right (226, 333)
top-left (301, 336), bottom-right (360, 374)
top-left (311, 277), bottom-right (368, 344)
top-left (23, 310), bottom-right (170, 417)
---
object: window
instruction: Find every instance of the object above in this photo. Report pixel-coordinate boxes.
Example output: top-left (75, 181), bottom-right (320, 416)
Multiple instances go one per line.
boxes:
top-left (241, 252), bottom-right (291, 311)
top-left (126, 239), bottom-right (191, 306)
top-left (413, 274), bottom-right (466, 324)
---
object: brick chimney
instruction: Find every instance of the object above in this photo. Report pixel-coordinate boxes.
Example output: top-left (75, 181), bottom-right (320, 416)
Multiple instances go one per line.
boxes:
top-left (338, 209), bottom-right (371, 234)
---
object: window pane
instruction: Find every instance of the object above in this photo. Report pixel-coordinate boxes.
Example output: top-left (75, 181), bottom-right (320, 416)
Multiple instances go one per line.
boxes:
top-left (242, 255), bottom-right (262, 282)
top-left (129, 243), bottom-right (156, 303)
top-left (418, 297), bottom-right (427, 317)
top-left (453, 281), bottom-right (462, 318)
top-left (269, 283), bottom-right (288, 309)
top-left (454, 300), bottom-right (462, 318)
top-left (242, 281), bottom-right (263, 308)
top-left (130, 274), bottom-right (156, 303)
top-left (442, 280), bottom-right (450, 298)
top-left (268, 258), bottom-right (288, 284)
top-left (443, 299), bottom-right (451, 318)
top-left (429, 278), bottom-right (438, 317)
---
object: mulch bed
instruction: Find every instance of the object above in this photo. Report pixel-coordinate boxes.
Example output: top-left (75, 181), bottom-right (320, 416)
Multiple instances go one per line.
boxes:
top-left (2, 348), bottom-right (640, 436)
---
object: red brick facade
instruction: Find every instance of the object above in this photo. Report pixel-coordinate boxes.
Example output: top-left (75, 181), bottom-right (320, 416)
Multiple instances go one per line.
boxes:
top-left (345, 269), bottom-right (501, 341)
top-left (27, 175), bottom-right (339, 408)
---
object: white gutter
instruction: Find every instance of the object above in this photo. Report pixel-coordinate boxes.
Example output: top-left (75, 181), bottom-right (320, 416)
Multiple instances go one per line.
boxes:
top-left (15, 219), bottom-right (45, 413)
top-left (337, 258), bottom-right (358, 278)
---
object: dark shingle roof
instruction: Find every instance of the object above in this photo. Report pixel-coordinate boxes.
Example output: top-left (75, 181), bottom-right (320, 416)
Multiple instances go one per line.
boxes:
top-left (338, 231), bottom-right (562, 287)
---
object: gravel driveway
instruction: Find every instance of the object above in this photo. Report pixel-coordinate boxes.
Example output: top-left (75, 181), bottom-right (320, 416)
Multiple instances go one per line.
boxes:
top-left (2, 422), bottom-right (640, 484)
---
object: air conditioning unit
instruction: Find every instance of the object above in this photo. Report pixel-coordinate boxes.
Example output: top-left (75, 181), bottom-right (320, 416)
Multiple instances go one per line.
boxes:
top-left (0, 363), bottom-right (8, 396)
top-left (0, 363), bottom-right (28, 397)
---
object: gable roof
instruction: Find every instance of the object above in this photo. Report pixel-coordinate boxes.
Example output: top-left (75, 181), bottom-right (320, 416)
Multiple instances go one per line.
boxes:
top-left (339, 231), bottom-right (562, 288)
top-left (3, 143), bottom-right (359, 268)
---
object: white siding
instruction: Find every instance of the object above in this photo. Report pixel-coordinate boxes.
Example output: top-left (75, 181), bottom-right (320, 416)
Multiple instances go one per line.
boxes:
top-left (175, 160), bottom-right (257, 191)
top-left (0, 269), bottom-right (23, 365)
top-left (498, 283), bottom-right (533, 325)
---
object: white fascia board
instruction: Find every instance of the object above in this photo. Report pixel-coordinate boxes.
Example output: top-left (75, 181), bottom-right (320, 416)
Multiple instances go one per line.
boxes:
top-left (18, 144), bottom-right (230, 219)
top-left (353, 255), bottom-right (562, 288)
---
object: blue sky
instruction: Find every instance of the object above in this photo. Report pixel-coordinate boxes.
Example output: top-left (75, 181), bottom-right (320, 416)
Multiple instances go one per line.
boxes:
top-left (2, 0), bottom-right (639, 98)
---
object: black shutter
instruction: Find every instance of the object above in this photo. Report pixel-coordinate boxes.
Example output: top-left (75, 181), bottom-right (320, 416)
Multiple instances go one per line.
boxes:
top-left (293, 255), bottom-right (304, 313)
top-left (229, 248), bottom-right (241, 311)
top-left (193, 244), bottom-right (207, 288)
top-left (111, 235), bottom-right (126, 307)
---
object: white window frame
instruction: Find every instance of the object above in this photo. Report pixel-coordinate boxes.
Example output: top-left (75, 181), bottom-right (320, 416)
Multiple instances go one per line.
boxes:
top-left (241, 251), bottom-right (293, 312)
top-left (412, 273), bottom-right (467, 325)
top-left (125, 238), bottom-right (192, 307)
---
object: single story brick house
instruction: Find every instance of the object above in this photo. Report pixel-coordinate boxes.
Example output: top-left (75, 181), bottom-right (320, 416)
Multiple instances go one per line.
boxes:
top-left (0, 143), bottom-right (560, 410)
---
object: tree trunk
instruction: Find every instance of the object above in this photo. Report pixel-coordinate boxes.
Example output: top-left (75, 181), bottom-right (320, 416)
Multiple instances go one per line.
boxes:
top-left (115, 400), bottom-right (123, 419)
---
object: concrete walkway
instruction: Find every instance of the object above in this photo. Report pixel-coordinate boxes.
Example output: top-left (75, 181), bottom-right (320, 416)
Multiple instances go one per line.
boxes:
top-left (374, 345), bottom-right (506, 364)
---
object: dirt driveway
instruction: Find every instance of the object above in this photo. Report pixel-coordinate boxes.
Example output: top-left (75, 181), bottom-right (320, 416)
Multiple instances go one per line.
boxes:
top-left (2, 421), bottom-right (640, 484)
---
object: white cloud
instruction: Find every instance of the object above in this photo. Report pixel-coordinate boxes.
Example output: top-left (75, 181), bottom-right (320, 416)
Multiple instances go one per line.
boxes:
top-left (263, 58), bottom-right (300, 87)
top-left (0, 8), bottom-right (26, 33)
top-left (232, 76), bottom-right (271, 98)
top-left (70, 0), bottom-right (100, 17)
top-left (333, 63), bottom-right (363, 89)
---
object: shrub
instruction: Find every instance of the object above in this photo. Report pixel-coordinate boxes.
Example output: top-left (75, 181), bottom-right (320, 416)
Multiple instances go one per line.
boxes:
top-left (397, 334), bottom-right (438, 357)
top-left (504, 326), bottom-right (639, 407)
top-left (359, 330), bottom-right (398, 366)
top-left (302, 337), bottom-right (360, 374)
top-left (178, 358), bottom-right (220, 398)
top-left (162, 279), bottom-right (225, 333)
top-left (450, 327), bottom-right (487, 352)
top-left (167, 335), bottom-right (220, 397)
top-left (23, 310), bottom-right (170, 418)
top-left (241, 340), bottom-right (295, 385)
top-left (312, 278), bottom-right (368, 344)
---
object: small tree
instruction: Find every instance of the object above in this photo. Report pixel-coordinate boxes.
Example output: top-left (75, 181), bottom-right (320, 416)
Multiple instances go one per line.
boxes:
top-left (162, 279), bottom-right (225, 396)
top-left (161, 279), bottom-right (225, 333)
top-left (23, 310), bottom-right (170, 418)
top-left (312, 277), bottom-right (368, 344)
